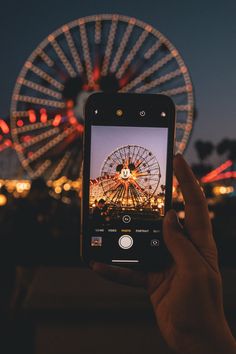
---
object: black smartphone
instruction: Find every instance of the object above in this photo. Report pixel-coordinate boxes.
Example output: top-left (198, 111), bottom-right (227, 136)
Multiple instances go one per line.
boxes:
top-left (81, 93), bottom-right (175, 271)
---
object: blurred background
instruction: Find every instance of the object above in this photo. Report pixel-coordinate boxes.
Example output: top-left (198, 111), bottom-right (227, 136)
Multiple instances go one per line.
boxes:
top-left (0, 1), bottom-right (236, 353)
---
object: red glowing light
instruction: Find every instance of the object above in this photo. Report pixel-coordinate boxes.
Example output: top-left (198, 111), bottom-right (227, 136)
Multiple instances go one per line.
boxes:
top-left (201, 160), bottom-right (233, 183)
top-left (0, 119), bottom-right (10, 134)
top-left (28, 109), bottom-right (36, 123)
top-left (119, 73), bottom-right (132, 88)
top-left (23, 135), bottom-right (31, 142)
top-left (17, 120), bottom-right (24, 127)
top-left (67, 109), bottom-right (74, 118)
top-left (82, 84), bottom-right (89, 91)
top-left (76, 123), bottom-right (84, 133)
top-left (52, 114), bottom-right (62, 127)
top-left (69, 116), bottom-right (77, 125)
top-left (40, 108), bottom-right (47, 123)
top-left (210, 171), bottom-right (236, 182)
top-left (27, 151), bottom-right (33, 158)
top-left (0, 135), bottom-right (2, 141)
top-left (93, 66), bottom-right (100, 81)
top-left (4, 139), bottom-right (12, 147)
top-left (66, 100), bottom-right (74, 109)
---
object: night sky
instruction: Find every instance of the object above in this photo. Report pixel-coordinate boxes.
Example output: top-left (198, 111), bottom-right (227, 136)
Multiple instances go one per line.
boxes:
top-left (1, 0), bottom-right (236, 164)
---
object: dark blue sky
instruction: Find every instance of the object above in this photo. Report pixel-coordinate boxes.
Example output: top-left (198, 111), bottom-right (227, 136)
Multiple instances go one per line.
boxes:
top-left (1, 0), bottom-right (235, 164)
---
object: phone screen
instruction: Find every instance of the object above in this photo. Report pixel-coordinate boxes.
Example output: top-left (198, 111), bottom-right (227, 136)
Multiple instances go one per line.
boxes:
top-left (82, 93), bottom-right (175, 269)
top-left (88, 125), bottom-right (168, 262)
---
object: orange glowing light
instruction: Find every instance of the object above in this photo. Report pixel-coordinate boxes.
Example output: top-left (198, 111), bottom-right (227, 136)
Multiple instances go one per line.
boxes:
top-left (0, 119), bottom-right (10, 134)
top-left (28, 109), bottom-right (36, 123)
top-left (40, 108), bottom-right (47, 123)
top-left (17, 120), bottom-right (24, 127)
top-left (52, 114), bottom-right (62, 127)
top-left (0, 194), bottom-right (7, 206)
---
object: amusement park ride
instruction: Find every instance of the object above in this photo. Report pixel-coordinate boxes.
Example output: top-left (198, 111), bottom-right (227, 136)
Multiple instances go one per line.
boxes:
top-left (1, 14), bottom-right (196, 203)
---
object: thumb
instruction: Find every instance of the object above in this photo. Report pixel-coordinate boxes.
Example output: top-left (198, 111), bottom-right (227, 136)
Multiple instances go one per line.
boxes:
top-left (163, 210), bottom-right (199, 269)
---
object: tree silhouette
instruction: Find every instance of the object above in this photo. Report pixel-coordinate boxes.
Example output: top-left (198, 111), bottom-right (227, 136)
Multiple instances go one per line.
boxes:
top-left (195, 140), bottom-right (214, 161)
top-left (217, 139), bottom-right (236, 161)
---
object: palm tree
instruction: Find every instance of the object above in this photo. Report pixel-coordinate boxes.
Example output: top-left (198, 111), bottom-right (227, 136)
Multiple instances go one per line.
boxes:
top-left (217, 139), bottom-right (236, 161)
top-left (195, 140), bottom-right (214, 161)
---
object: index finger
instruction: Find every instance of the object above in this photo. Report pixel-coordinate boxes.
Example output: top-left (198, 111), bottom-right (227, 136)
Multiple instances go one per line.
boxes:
top-left (174, 154), bottom-right (215, 250)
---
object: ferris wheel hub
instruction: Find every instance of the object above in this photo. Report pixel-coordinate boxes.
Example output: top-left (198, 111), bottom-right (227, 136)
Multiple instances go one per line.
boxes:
top-left (120, 168), bottom-right (131, 179)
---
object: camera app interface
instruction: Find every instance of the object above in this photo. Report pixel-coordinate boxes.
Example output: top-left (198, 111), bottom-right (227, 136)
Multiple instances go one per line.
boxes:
top-left (89, 125), bottom-right (168, 255)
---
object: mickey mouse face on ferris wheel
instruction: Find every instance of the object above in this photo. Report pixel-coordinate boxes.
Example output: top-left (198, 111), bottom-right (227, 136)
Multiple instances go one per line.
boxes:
top-left (10, 14), bottom-right (194, 181)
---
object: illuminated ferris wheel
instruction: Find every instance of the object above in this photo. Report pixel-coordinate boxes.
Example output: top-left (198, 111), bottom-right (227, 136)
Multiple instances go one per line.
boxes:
top-left (100, 145), bottom-right (161, 208)
top-left (10, 14), bottom-right (194, 181)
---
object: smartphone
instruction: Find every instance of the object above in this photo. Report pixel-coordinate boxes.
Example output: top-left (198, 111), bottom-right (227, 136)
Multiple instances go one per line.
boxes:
top-left (81, 93), bottom-right (175, 271)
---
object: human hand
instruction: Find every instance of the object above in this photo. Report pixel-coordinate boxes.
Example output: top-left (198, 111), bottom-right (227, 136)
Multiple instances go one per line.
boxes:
top-left (91, 155), bottom-right (236, 354)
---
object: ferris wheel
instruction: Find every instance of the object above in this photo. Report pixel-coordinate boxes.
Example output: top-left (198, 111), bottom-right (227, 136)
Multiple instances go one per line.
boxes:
top-left (10, 14), bottom-right (194, 181)
top-left (100, 145), bottom-right (161, 208)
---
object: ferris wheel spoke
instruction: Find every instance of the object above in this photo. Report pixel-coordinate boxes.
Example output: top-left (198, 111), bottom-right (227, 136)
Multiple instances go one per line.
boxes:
top-left (131, 146), bottom-right (141, 165)
top-left (129, 184), bottom-right (143, 205)
top-left (105, 155), bottom-right (119, 168)
top-left (121, 145), bottom-right (129, 161)
top-left (107, 183), bottom-right (122, 202)
top-left (22, 126), bottom-right (75, 166)
top-left (119, 53), bottom-right (173, 92)
top-left (140, 159), bottom-right (159, 169)
top-left (78, 19), bottom-right (94, 87)
top-left (135, 171), bottom-right (149, 177)
top-left (176, 105), bottom-right (192, 112)
top-left (116, 29), bottom-right (149, 79)
top-left (31, 159), bottom-right (52, 178)
top-left (144, 40), bottom-right (162, 60)
top-left (115, 148), bottom-right (124, 162)
top-left (17, 78), bottom-right (62, 99)
top-left (110, 21), bottom-right (134, 73)
top-left (111, 184), bottom-right (124, 204)
top-left (160, 85), bottom-right (188, 97)
top-left (95, 17), bottom-right (102, 44)
top-left (62, 25), bottom-right (84, 75)
top-left (20, 126), bottom-right (60, 148)
top-left (12, 119), bottom-right (55, 134)
top-left (135, 68), bottom-right (182, 93)
top-left (101, 16), bottom-right (118, 77)
top-left (48, 151), bottom-right (72, 180)
top-left (176, 123), bottom-right (186, 130)
top-left (48, 34), bottom-right (77, 77)
top-left (26, 63), bottom-right (64, 90)
top-left (36, 49), bottom-right (55, 67)
top-left (13, 95), bottom-right (65, 109)
top-left (12, 111), bottom-right (31, 118)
